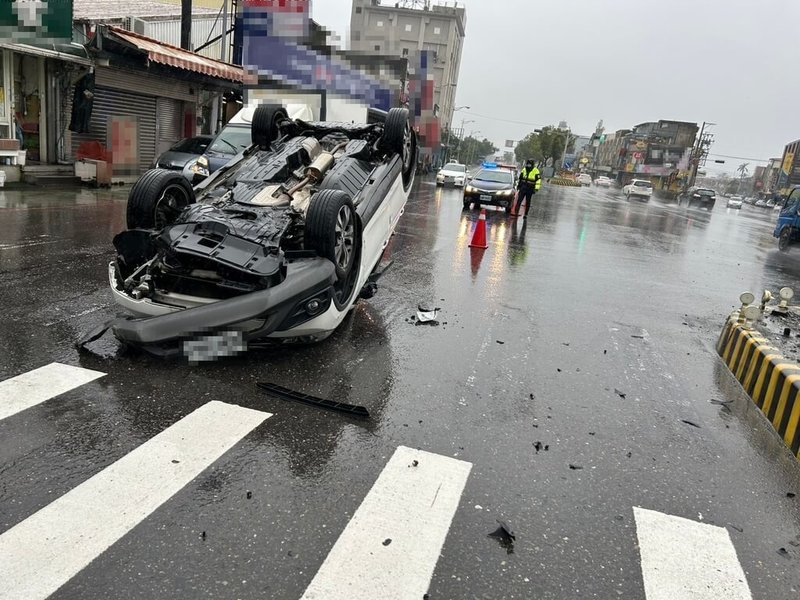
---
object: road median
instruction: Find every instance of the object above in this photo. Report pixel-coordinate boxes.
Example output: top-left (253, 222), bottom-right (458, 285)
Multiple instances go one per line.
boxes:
top-left (717, 313), bottom-right (800, 459)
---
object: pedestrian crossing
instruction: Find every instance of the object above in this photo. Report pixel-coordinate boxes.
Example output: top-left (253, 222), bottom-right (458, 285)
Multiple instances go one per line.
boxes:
top-left (0, 363), bottom-right (755, 599)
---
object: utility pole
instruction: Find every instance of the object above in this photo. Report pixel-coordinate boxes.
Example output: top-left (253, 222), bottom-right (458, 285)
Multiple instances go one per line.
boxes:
top-left (444, 106), bottom-right (470, 164)
top-left (687, 121), bottom-right (715, 191)
top-left (181, 0), bottom-right (192, 50)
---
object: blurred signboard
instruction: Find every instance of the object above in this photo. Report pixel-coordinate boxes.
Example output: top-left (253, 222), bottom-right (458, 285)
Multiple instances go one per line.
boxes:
top-left (0, 0), bottom-right (72, 42)
top-left (783, 152), bottom-right (795, 176)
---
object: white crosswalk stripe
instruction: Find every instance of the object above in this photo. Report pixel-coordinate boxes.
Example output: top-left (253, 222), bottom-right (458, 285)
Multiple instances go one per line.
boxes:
top-left (634, 506), bottom-right (753, 600)
top-left (301, 446), bottom-right (472, 600)
top-left (0, 400), bottom-right (271, 600)
top-left (0, 362), bottom-right (105, 421)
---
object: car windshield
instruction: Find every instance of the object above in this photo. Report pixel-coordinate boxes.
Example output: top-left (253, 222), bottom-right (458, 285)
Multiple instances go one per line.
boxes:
top-left (170, 137), bottom-right (209, 154)
top-left (208, 127), bottom-right (252, 155)
top-left (634, 181), bottom-right (652, 188)
top-left (697, 189), bottom-right (715, 196)
top-left (443, 164), bottom-right (466, 173)
top-left (473, 169), bottom-right (513, 184)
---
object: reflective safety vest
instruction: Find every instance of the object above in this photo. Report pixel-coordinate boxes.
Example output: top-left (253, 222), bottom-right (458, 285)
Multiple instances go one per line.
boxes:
top-left (521, 166), bottom-right (542, 190)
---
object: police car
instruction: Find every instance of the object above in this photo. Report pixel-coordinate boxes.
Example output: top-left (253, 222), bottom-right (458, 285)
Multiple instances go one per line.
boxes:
top-left (463, 163), bottom-right (517, 213)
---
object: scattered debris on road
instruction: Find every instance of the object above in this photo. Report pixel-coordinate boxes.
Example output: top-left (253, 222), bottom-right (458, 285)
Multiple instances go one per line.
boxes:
top-left (533, 442), bottom-right (549, 453)
top-left (411, 460), bottom-right (419, 467)
top-left (569, 464), bottom-right (583, 470)
top-left (383, 538), bottom-right (392, 547)
top-left (787, 492), bottom-right (796, 498)
top-left (681, 419), bottom-right (702, 428)
top-left (728, 525), bottom-right (744, 533)
top-left (496, 340), bottom-right (505, 345)
top-left (256, 382), bottom-right (370, 419)
top-left (777, 547), bottom-right (790, 558)
top-left (710, 399), bottom-right (733, 412)
top-left (416, 303), bottom-right (440, 325)
top-left (631, 335), bottom-right (645, 339)
top-left (488, 519), bottom-right (516, 553)
top-left (614, 389), bottom-right (627, 399)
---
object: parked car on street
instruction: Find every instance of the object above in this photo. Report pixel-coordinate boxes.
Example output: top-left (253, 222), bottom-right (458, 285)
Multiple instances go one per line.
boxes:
top-left (92, 105), bottom-right (417, 359)
top-left (436, 162), bottom-right (468, 187)
top-left (678, 187), bottom-right (716, 210)
top-left (622, 179), bottom-right (653, 201)
top-left (154, 136), bottom-right (213, 181)
top-left (755, 199), bottom-right (767, 208)
top-left (595, 176), bottom-right (612, 187)
top-left (463, 163), bottom-right (517, 213)
top-left (191, 103), bottom-right (315, 181)
top-left (577, 173), bottom-right (592, 186)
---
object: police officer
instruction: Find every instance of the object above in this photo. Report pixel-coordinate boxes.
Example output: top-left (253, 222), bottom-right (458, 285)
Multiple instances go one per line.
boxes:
top-left (514, 160), bottom-right (541, 218)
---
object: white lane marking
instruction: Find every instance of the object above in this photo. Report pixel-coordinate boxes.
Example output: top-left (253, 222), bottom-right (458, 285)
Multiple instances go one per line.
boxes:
top-left (633, 507), bottom-right (752, 600)
top-left (0, 400), bottom-right (271, 600)
top-left (0, 363), bottom-right (106, 421)
top-left (301, 446), bottom-right (472, 600)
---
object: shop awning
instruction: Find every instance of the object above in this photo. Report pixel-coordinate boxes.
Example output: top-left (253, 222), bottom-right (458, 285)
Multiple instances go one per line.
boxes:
top-left (0, 42), bottom-right (93, 67)
top-left (105, 26), bottom-right (246, 83)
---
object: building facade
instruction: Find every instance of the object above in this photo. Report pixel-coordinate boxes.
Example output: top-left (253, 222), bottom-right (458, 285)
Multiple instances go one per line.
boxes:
top-left (593, 120), bottom-right (698, 190)
top-left (349, 0), bottom-right (466, 160)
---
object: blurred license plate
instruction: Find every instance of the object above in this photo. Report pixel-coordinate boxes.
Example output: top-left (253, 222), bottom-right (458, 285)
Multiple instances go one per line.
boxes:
top-left (183, 330), bottom-right (246, 363)
top-left (480, 194), bottom-right (492, 201)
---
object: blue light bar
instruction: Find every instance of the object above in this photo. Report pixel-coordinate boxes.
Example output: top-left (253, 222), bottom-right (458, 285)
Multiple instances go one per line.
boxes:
top-left (482, 162), bottom-right (498, 169)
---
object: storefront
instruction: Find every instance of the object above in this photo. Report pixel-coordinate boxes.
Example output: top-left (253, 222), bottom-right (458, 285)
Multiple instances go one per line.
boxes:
top-left (69, 26), bottom-right (245, 179)
top-left (0, 42), bottom-right (93, 165)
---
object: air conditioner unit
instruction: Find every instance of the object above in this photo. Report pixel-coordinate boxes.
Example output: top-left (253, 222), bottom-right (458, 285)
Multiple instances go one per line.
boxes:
top-left (123, 17), bottom-right (147, 35)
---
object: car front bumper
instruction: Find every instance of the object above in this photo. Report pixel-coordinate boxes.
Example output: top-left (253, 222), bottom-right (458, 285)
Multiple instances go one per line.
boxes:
top-left (463, 189), bottom-right (516, 206)
top-left (105, 258), bottom-right (337, 354)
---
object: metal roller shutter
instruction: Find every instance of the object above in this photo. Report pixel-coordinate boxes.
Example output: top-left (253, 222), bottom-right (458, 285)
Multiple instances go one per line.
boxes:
top-left (95, 67), bottom-right (195, 102)
top-left (71, 86), bottom-right (157, 174)
top-left (156, 98), bottom-right (184, 156)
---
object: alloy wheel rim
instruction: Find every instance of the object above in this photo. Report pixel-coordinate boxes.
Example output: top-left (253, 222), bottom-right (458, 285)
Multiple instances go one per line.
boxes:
top-left (335, 205), bottom-right (355, 269)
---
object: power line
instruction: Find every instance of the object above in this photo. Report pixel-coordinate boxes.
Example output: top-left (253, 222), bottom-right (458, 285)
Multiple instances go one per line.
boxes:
top-left (460, 111), bottom-right (548, 129)
top-left (707, 153), bottom-right (771, 163)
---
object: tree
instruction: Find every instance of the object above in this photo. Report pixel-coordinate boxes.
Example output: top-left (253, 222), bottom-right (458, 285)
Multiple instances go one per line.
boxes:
top-left (461, 136), bottom-right (498, 165)
top-left (514, 132), bottom-right (543, 165)
top-left (737, 163), bottom-right (750, 195)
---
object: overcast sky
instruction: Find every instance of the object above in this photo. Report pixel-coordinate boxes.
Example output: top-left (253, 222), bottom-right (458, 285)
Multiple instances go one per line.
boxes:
top-left (312, 0), bottom-right (800, 174)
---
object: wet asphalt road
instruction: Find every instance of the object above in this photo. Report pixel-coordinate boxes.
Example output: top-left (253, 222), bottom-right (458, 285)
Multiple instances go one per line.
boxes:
top-left (1, 180), bottom-right (800, 599)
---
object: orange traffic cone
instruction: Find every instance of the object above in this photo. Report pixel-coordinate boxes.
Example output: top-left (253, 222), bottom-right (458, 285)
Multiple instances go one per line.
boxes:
top-left (510, 191), bottom-right (520, 217)
top-left (469, 209), bottom-right (489, 249)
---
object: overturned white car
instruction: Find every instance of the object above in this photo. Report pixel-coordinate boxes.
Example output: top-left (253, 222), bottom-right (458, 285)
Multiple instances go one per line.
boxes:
top-left (84, 105), bottom-right (416, 359)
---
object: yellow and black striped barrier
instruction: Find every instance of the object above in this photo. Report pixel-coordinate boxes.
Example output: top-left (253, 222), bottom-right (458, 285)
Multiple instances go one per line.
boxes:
top-left (717, 314), bottom-right (800, 459)
top-left (548, 177), bottom-right (582, 187)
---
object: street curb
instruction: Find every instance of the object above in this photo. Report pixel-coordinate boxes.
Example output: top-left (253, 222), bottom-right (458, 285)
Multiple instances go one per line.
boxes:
top-left (717, 314), bottom-right (800, 459)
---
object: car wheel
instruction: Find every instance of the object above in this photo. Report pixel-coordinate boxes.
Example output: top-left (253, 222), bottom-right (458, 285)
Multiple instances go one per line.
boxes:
top-left (504, 202), bottom-right (512, 215)
top-left (462, 200), bottom-right (470, 210)
top-left (380, 108), bottom-right (417, 190)
top-left (126, 168), bottom-right (195, 230)
top-left (473, 201), bottom-right (481, 210)
top-left (779, 228), bottom-right (792, 252)
top-left (306, 189), bottom-right (360, 281)
top-left (251, 104), bottom-right (289, 148)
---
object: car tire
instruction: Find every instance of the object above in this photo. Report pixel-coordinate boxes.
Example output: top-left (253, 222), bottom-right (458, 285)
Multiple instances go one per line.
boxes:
top-left (462, 200), bottom-right (470, 210)
top-left (306, 189), bottom-right (360, 281)
top-left (252, 104), bottom-right (289, 148)
top-left (126, 168), bottom-right (195, 230)
top-left (504, 202), bottom-right (512, 215)
top-left (380, 107), bottom-right (417, 190)
top-left (779, 228), bottom-right (793, 252)
top-left (473, 201), bottom-right (481, 210)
